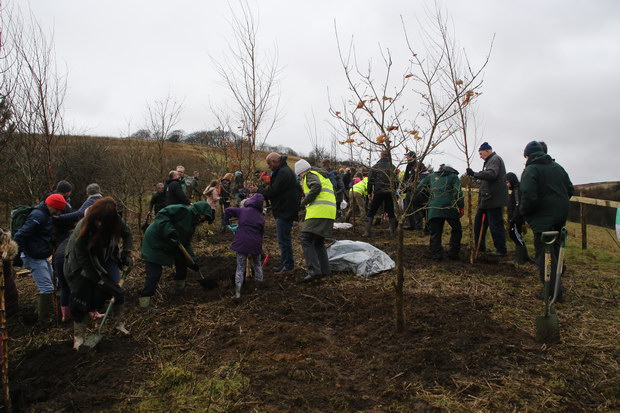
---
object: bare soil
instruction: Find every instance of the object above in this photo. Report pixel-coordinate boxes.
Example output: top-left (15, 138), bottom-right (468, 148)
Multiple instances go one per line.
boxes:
top-left (5, 220), bottom-right (620, 412)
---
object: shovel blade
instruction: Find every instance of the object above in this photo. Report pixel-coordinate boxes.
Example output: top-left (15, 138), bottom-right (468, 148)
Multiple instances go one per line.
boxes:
top-left (535, 314), bottom-right (560, 344)
top-left (83, 333), bottom-right (103, 348)
top-left (198, 278), bottom-right (219, 290)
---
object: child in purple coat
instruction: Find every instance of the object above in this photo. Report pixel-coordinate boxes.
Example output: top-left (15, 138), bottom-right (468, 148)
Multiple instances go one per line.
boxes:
top-left (223, 193), bottom-right (265, 298)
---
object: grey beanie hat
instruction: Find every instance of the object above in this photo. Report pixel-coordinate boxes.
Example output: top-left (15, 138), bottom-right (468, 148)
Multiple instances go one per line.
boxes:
top-left (55, 180), bottom-right (73, 193)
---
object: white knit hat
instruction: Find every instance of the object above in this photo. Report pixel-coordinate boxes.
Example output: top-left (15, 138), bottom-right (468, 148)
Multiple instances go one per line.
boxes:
top-left (294, 159), bottom-right (311, 176)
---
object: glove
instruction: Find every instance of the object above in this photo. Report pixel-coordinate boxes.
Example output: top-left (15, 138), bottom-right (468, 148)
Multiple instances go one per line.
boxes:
top-left (227, 224), bottom-right (238, 233)
top-left (121, 250), bottom-right (134, 267)
top-left (466, 168), bottom-right (475, 177)
top-left (188, 262), bottom-right (200, 272)
top-left (459, 208), bottom-right (464, 218)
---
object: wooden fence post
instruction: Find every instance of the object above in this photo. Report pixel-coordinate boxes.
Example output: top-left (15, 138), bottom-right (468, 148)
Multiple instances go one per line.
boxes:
top-left (580, 191), bottom-right (587, 250)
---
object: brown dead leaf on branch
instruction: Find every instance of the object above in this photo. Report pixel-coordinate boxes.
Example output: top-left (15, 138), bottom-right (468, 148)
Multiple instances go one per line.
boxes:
top-left (335, 111), bottom-right (341, 116)
top-left (386, 125), bottom-right (398, 132)
top-left (347, 131), bottom-right (357, 136)
top-left (454, 80), bottom-right (463, 86)
top-left (462, 90), bottom-right (475, 106)
top-left (376, 135), bottom-right (386, 144)
top-left (382, 96), bottom-right (392, 102)
top-left (405, 73), bottom-right (414, 79)
top-left (356, 100), bottom-right (366, 109)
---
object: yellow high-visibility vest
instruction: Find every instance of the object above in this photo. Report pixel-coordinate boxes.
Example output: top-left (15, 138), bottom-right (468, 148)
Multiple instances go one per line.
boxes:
top-left (302, 170), bottom-right (337, 220)
top-left (352, 177), bottom-right (368, 196)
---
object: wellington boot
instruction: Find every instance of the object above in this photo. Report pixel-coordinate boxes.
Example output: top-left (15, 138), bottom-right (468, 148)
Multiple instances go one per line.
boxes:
top-left (112, 304), bottom-right (130, 335)
top-left (174, 279), bottom-right (186, 295)
top-left (37, 293), bottom-right (54, 327)
top-left (235, 283), bottom-right (242, 299)
top-left (73, 321), bottom-right (87, 351)
top-left (61, 306), bottom-right (71, 322)
top-left (389, 218), bottom-right (398, 237)
top-left (514, 244), bottom-right (531, 265)
top-left (362, 219), bottom-right (372, 237)
top-left (139, 296), bottom-right (161, 312)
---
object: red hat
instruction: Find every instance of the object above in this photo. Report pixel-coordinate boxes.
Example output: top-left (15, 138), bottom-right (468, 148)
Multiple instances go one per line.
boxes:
top-left (45, 193), bottom-right (66, 210)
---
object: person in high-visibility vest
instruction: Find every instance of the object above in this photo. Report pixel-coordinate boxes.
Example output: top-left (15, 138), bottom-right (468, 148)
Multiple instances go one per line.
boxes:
top-left (294, 159), bottom-right (337, 283)
top-left (344, 173), bottom-right (367, 223)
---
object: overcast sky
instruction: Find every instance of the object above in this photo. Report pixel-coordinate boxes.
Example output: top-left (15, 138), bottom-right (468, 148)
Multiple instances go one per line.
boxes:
top-left (24, 0), bottom-right (620, 185)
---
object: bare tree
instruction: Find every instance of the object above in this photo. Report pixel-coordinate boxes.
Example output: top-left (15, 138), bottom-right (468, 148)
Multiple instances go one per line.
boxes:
top-left (330, 6), bottom-right (491, 331)
top-left (1, 3), bottom-right (68, 199)
top-left (145, 91), bottom-right (183, 177)
top-left (212, 0), bottom-right (281, 179)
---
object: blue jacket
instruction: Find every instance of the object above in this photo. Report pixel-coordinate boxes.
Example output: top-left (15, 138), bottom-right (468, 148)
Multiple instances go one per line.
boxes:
top-left (14, 202), bottom-right (53, 259)
top-left (56, 194), bottom-right (103, 225)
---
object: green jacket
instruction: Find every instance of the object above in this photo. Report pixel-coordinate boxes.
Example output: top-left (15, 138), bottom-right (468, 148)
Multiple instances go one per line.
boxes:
top-left (519, 151), bottom-right (574, 233)
top-left (64, 218), bottom-right (133, 288)
top-left (141, 202), bottom-right (213, 266)
top-left (417, 166), bottom-right (464, 220)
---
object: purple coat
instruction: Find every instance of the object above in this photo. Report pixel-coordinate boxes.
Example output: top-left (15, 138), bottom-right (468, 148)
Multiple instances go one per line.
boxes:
top-left (224, 193), bottom-right (265, 255)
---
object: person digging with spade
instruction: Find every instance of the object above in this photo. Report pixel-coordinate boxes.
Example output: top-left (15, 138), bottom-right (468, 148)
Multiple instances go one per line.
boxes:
top-left (138, 201), bottom-right (214, 311)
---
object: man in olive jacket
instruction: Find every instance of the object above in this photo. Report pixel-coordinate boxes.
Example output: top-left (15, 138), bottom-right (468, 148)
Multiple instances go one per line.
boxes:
top-left (466, 142), bottom-right (509, 255)
top-left (418, 165), bottom-right (464, 260)
top-left (519, 141), bottom-right (573, 300)
top-left (139, 201), bottom-right (213, 310)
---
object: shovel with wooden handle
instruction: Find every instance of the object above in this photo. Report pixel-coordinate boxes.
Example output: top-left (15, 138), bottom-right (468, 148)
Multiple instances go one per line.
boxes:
top-left (83, 263), bottom-right (133, 348)
top-left (178, 244), bottom-right (218, 289)
top-left (536, 231), bottom-right (560, 344)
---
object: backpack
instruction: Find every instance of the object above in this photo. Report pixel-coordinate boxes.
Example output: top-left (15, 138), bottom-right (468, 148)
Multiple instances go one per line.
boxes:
top-left (10, 205), bottom-right (35, 237)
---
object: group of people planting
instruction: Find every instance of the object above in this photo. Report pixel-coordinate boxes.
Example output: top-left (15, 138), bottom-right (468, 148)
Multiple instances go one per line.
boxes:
top-left (1, 140), bottom-right (573, 350)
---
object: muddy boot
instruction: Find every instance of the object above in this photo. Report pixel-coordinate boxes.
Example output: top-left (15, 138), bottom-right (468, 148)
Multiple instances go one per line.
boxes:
top-left (174, 279), bottom-right (186, 295)
top-left (362, 218), bottom-right (372, 237)
top-left (389, 218), bottom-right (398, 237)
top-left (235, 283), bottom-right (242, 299)
top-left (112, 304), bottom-right (130, 335)
top-left (139, 296), bottom-right (161, 312)
top-left (61, 305), bottom-right (71, 322)
top-left (73, 321), bottom-right (87, 351)
top-left (36, 293), bottom-right (54, 327)
top-left (254, 280), bottom-right (265, 292)
top-left (514, 244), bottom-right (530, 265)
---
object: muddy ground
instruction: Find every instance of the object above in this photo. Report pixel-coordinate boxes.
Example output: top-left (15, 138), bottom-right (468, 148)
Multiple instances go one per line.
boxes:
top-left (5, 219), bottom-right (620, 412)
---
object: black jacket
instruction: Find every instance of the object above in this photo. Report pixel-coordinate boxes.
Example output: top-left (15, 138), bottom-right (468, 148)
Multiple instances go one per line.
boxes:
top-left (166, 178), bottom-right (190, 206)
top-left (150, 191), bottom-right (167, 214)
top-left (368, 157), bottom-right (395, 195)
top-left (14, 202), bottom-right (53, 259)
top-left (258, 156), bottom-right (301, 221)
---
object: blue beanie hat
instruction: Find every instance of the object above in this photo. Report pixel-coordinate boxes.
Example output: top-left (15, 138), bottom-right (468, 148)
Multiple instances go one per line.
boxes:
top-left (478, 142), bottom-right (492, 151)
top-left (523, 141), bottom-right (543, 157)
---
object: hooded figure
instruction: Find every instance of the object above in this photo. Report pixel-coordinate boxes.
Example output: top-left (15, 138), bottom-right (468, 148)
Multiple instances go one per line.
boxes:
top-left (224, 193), bottom-right (265, 298)
top-left (139, 201), bottom-right (214, 310)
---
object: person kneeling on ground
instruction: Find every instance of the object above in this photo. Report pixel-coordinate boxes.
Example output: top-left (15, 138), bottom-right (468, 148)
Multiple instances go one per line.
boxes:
top-left (139, 201), bottom-right (214, 310)
top-left (294, 159), bottom-right (337, 283)
top-left (224, 193), bottom-right (265, 299)
top-left (417, 164), bottom-right (464, 261)
top-left (63, 197), bottom-right (134, 350)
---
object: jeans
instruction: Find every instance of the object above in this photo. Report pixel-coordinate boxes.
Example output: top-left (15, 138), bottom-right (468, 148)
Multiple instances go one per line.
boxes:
top-left (428, 217), bottom-right (462, 258)
top-left (141, 257), bottom-right (188, 297)
top-left (300, 232), bottom-right (331, 277)
top-left (235, 253), bottom-right (263, 285)
top-left (21, 253), bottom-right (54, 294)
top-left (102, 259), bottom-right (123, 305)
top-left (474, 207), bottom-right (507, 254)
top-left (276, 218), bottom-right (294, 270)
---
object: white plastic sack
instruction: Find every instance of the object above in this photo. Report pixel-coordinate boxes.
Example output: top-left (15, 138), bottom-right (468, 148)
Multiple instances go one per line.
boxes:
top-left (327, 240), bottom-right (395, 277)
top-left (333, 222), bottom-right (353, 230)
top-left (340, 200), bottom-right (348, 210)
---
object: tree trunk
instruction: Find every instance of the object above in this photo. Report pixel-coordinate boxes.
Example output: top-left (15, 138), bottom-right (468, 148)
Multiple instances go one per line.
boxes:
top-left (394, 225), bottom-right (405, 332)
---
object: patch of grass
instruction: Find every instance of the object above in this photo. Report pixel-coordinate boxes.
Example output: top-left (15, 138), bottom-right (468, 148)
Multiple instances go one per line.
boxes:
top-left (132, 361), bottom-right (249, 413)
